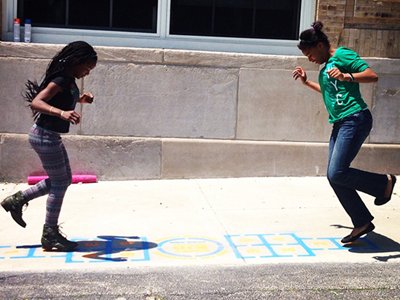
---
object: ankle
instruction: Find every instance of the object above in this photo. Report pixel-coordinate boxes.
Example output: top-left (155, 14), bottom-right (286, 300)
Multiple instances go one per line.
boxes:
top-left (352, 222), bottom-right (370, 235)
top-left (384, 174), bottom-right (392, 198)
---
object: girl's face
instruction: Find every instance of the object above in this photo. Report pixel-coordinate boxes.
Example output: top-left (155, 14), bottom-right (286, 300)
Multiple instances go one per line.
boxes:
top-left (71, 60), bottom-right (97, 79)
top-left (302, 42), bottom-right (329, 65)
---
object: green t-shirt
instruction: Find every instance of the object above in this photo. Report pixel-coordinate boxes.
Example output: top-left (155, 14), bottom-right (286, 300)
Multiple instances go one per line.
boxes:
top-left (319, 47), bottom-right (369, 123)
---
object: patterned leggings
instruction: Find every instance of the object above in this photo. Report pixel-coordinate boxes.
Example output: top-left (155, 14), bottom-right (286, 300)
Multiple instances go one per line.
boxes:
top-left (22, 125), bottom-right (72, 226)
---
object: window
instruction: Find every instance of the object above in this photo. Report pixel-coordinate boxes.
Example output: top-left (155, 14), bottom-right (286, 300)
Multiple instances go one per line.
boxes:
top-left (170, 0), bottom-right (301, 40)
top-left (3, 0), bottom-right (316, 55)
top-left (18, 0), bottom-right (66, 26)
top-left (17, 0), bottom-right (158, 32)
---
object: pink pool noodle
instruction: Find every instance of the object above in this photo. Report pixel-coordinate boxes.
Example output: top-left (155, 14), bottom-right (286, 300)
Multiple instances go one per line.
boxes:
top-left (28, 174), bottom-right (97, 185)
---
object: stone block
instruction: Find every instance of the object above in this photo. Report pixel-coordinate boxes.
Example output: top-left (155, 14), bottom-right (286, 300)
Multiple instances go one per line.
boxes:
top-left (0, 58), bottom-right (42, 134)
top-left (95, 46), bottom-right (164, 64)
top-left (370, 74), bottom-right (400, 143)
top-left (163, 49), bottom-right (319, 71)
top-left (82, 63), bottom-right (238, 139)
top-left (0, 134), bottom-right (161, 182)
top-left (162, 138), bottom-right (400, 179)
top-left (353, 143), bottom-right (400, 175)
top-left (161, 139), bottom-right (330, 178)
top-left (367, 58), bottom-right (400, 75)
top-left (63, 135), bottom-right (161, 181)
top-left (237, 68), bottom-right (332, 142)
top-left (0, 42), bottom-right (61, 59)
top-left (0, 134), bottom-right (40, 182)
top-left (0, 57), bottom-right (81, 135)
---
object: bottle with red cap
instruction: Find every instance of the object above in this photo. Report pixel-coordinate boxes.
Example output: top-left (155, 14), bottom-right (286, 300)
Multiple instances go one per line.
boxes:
top-left (13, 18), bottom-right (21, 42)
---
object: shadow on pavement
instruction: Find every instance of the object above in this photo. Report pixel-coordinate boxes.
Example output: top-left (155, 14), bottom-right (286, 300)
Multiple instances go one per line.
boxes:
top-left (331, 224), bottom-right (400, 262)
top-left (346, 232), bottom-right (400, 262)
top-left (77, 235), bottom-right (158, 262)
top-left (17, 235), bottom-right (158, 262)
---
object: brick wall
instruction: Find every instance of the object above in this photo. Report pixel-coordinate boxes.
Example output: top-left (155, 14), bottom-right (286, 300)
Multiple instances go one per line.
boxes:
top-left (317, 0), bottom-right (400, 57)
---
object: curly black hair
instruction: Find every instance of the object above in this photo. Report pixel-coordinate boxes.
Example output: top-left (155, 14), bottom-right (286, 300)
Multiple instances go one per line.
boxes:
top-left (25, 41), bottom-right (97, 119)
top-left (297, 21), bottom-right (330, 51)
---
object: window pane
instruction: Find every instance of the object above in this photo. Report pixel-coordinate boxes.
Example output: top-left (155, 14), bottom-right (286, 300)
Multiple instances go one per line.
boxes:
top-left (112, 0), bottom-right (158, 32)
top-left (170, 0), bottom-right (301, 40)
top-left (170, 0), bottom-right (214, 36)
top-left (69, 0), bottom-right (110, 28)
top-left (214, 0), bottom-right (253, 38)
top-left (18, 0), bottom-right (158, 33)
top-left (254, 0), bottom-right (301, 39)
top-left (18, 0), bottom-right (66, 26)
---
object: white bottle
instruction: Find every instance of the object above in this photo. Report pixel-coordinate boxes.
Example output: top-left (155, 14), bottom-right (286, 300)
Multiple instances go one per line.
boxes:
top-left (24, 19), bottom-right (32, 43)
top-left (13, 18), bottom-right (21, 42)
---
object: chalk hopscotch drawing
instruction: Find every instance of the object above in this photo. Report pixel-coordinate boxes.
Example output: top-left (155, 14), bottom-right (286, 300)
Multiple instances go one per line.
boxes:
top-left (2, 232), bottom-right (381, 264)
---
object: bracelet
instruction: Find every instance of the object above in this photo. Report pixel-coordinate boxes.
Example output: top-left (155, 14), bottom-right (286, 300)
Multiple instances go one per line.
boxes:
top-left (60, 111), bottom-right (65, 117)
top-left (348, 73), bottom-right (354, 82)
top-left (49, 107), bottom-right (55, 115)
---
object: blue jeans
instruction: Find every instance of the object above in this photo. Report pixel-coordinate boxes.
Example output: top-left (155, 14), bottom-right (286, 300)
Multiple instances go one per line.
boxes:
top-left (327, 109), bottom-right (387, 228)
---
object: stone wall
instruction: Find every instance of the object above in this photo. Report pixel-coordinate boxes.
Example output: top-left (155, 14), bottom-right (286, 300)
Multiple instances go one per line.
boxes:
top-left (0, 42), bottom-right (399, 181)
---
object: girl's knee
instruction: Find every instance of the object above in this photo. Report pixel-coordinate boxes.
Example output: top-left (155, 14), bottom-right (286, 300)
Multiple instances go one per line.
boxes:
top-left (327, 169), bottom-right (345, 185)
top-left (66, 176), bottom-right (72, 186)
top-left (51, 177), bottom-right (72, 190)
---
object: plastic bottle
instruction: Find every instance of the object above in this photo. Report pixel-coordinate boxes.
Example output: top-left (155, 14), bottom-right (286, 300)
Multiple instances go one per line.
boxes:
top-left (24, 19), bottom-right (32, 43)
top-left (13, 18), bottom-right (21, 42)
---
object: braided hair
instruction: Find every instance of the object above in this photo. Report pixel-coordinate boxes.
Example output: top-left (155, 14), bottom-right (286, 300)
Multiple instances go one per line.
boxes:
top-left (25, 41), bottom-right (97, 119)
top-left (297, 21), bottom-right (330, 51)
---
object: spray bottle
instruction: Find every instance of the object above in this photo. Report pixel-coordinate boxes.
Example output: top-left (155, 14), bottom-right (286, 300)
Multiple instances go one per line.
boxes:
top-left (13, 18), bottom-right (21, 42)
top-left (24, 19), bottom-right (32, 43)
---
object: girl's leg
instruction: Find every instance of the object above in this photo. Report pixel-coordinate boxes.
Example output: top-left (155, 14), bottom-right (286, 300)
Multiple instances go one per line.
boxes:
top-left (33, 142), bottom-right (72, 226)
top-left (30, 126), bottom-right (76, 251)
top-left (29, 126), bottom-right (72, 227)
top-left (328, 180), bottom-right (373, 228)
top-left (44, 142), bottom-right (72, 226)
top-left (327, 110), bottom-right (388, 199)
top-left (22, 178), bottom-right (51, 201)
top-left (327, 110), bottom-right (378, 228)
top-left (22, 125), bottom-right (53, 202)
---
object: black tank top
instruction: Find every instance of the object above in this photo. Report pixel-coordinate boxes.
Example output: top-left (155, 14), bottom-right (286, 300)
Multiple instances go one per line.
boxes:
top-left (36, 75), bottom-right (79, 133)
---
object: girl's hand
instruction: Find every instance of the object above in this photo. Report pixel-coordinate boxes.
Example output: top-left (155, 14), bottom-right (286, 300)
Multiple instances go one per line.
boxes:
top-left (60, 110), bottom-right (81, 125)
top-left (292, 66), bottom-right (321, 93)
top-left (79, 92), bottom-right (94, 104)
top-left (327, 68), bottom-right (346, 81)
top-left (292, 66), bottom-right (308, 84)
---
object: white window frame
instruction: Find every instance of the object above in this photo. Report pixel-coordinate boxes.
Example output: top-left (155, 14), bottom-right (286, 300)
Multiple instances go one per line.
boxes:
top-left (2, 0), bottom-right (316, 55)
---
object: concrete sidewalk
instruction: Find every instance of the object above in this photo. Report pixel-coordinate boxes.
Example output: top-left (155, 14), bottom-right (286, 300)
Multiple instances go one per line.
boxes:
top-left (0, 177), bottom-right (399, 271)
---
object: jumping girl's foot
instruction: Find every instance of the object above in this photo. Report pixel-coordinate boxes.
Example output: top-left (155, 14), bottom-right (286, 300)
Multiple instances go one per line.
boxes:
top-left (375, 174), bottom-right (396, 206)
top-left (341, 222), bottom-right (375, 244)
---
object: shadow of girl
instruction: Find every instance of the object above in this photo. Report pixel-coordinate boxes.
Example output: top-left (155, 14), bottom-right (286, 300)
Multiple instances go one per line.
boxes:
top-left (76, 235), bottom-right (158, 262)
top-left (344, 232), bottom-right (400, 262)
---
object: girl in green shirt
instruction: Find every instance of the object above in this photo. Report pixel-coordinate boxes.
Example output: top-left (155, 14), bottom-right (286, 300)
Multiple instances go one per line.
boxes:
top-left (292, 21), bottom-right (396, 244)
